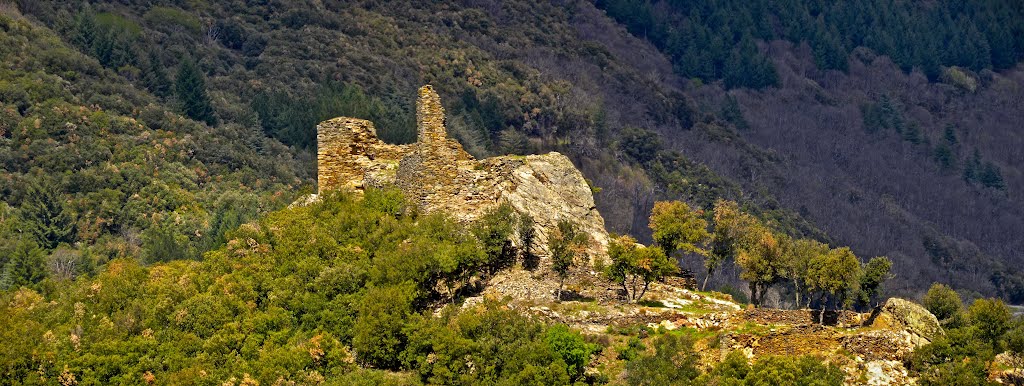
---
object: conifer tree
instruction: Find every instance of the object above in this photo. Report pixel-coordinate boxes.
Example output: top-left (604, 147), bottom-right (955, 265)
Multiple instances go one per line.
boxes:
top-left (3, 238), bottom-right (45, 289)
top-left (175, 58), bottom-right (216, 126)
top-left (143, 50), bottom-right (172, 98)
top-left (20, 178), bottom-right (75, 250)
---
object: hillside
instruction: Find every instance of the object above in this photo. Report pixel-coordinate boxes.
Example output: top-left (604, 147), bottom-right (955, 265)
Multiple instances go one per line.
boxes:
top-left (3, 187), bottom-right (1020, 385)
top-left (0, 8), bottom-right (308, 291)
top-left (10, 0), bottom-right (1023, 300)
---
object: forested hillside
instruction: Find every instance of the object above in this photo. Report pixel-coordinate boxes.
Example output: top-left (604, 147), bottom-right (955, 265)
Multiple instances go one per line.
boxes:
top-left (0, 8), bottom-right (304, 292)
top-left (596, 0), bottom-right (1024, 300)
top-left (3, 0), bottom-right (1023, 301)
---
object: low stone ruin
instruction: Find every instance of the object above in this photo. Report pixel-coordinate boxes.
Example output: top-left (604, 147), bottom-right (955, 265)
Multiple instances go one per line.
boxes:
top-left (316, 85), bottom-right (609, 259)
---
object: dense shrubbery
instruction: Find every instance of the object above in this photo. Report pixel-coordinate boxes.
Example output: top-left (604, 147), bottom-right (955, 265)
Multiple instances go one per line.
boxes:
top-left (0, 14), bottom-right (303, 291)
top-left (0, 191), bottom-right (598, 384)
top-left (909, 289), bottom-right (1024, 385)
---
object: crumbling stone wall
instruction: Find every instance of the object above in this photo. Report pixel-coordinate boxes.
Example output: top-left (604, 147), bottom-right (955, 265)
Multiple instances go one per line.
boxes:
top-left (316, 118), bottom-right (410, 193)
top-left (316, 85), bottom-right (609, 259)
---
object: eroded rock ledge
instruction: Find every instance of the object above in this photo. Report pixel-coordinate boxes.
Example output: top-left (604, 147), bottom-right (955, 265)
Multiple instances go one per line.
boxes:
top-left (316, 85), bottom-right (609, 258)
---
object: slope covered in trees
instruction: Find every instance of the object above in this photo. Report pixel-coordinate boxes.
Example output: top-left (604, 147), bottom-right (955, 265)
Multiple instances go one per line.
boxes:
top-left (0, 11), bottom-right (304, 290)
top-left (8, 0), bottom-right (1024, 300)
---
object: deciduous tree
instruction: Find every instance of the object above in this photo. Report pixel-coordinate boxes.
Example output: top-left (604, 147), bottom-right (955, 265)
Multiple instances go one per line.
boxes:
top-left (550, 220), bottom-right (589, 301)
top-left (605, 235), bottom-right (677, 303)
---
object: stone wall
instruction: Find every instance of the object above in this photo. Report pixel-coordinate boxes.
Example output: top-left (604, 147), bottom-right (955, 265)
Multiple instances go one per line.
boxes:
top-left (316, 85), bottom-right (609, 259)
top-left (316, 117), bottom-right (411, 194)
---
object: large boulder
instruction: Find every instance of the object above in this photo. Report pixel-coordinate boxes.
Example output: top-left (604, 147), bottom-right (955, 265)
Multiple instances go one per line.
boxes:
top-left (871, 298), bottom-right (944, 347)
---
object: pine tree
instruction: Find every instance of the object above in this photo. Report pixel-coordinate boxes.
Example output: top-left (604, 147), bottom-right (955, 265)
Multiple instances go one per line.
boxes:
top-left (3, 238), bottom-right (45, 289)
top-left (175, 58), bottom-right (217, 126)
top-left (143, 50), bottom-right (172, 98)
top-left (71, 5), bottom-right (96, 51)
top-left (979, 161), bottom-right (1006, 190)
top-left (20, 178), bottom-right (76, 250)
top-left (963, 149), bottom-right (982, 184)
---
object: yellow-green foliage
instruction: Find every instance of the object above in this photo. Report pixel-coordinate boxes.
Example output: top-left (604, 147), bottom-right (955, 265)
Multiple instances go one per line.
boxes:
top-left (0, 192), bottom-right (594, 384)
top-left (143, 7), bottom-right (202, 34)
top-left (941, 67), bottom-right (977, 92)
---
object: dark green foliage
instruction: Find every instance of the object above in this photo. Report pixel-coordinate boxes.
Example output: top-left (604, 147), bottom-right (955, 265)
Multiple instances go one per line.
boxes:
top-left (19, 177), bottom-right (76, 250)
top-left (175, 58), bottom-right (216, 126)
top-left (909, 325), bottom-right (995, 385)
top-left (142, 50), bottom-right (171, 98)
top-left (70, 7), bottom-right (140, 70)
top-left (354, 284), bottom-right (415, 369)
top-left (625, 333), bottom-right (700, 385)
top-left (0, 192), bottom-right (502, 383)
top-left (545, 324), bottom-right (598, 382)
top-left (720, 95), bottom-right (749, 131)
top-left (214, 19), bottom-right (248, 50)
top-left (2, 239), bottom-right (45, 290)
top-left (962, 149), bottom-right (1006, 190)
top-left (812, 25), bottom-right (849, 72)
top-left (967, 298), bottom-right (1012, 352)
top-left (923, 283), bottom-right (963, 322)
top-left (618, 127), bottom-right (662, 164)
top-left (517, 213), bottom-right (537, 269)
top-left (141, 222), bottom-right (190, 263)
top-left (598, 0), bottom-right (1024, 87)
top-left (857, 256), bottom-right (892, 309)
top-left (251, 83), bottom-right (415, 148)
top-left (933, 143), bottom-right (957, 172)
top-left (963, 149), bottom-right (983, 183)
top-left (862, 95), bottom-right (903, 135)
top-left (363, 187), bottom-right (408, 218)
top-left (471, 203), bottom-right (518, 274)
top-left (550, 220), bottom-right (589, 301)
top-left (402, 305), bottom-right (574, 385)
top-left (741, 355), bottom-right (845, 385)
top-left (617, 337), bottom-right (645, 361)
top-left (978, 161), bottom-right (1006, 190)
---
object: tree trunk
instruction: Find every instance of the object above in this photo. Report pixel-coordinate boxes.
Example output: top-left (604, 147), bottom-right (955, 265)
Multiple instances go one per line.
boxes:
top-left (557, 277), bottom-right (563, 301)
top-left (702, 268), bottom-right (713, 291)
top-left (749, 282), bottom-right (758, 307)
top-left (638, 281), bottom-right (650, 302)
top-left (793, 278), bottom-right (800, 310)
top-left (819, 295), bottom-right (828, 325)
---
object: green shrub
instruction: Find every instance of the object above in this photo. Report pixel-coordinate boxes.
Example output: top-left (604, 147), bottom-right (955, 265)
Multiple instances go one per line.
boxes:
top-left (143, 7), bottom-right (201, 34)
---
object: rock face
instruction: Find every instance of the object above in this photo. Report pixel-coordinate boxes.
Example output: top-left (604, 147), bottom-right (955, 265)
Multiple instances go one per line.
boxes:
top-left (871, 297), bottom-right (944, 346)
top-left (317, 85), bottom-right (609, 259)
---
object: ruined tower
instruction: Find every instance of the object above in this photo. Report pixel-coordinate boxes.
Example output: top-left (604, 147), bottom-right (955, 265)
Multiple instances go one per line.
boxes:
top-left (313, 85), bottom-right (609, 259)
top-left (396, 85), bottom-right (472, 207)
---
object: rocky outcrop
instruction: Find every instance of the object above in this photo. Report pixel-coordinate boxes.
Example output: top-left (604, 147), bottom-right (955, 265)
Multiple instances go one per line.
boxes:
top-left (316, 85), bottom-right (609, 259)
top-left (870, 297), bottom-right (944, 347)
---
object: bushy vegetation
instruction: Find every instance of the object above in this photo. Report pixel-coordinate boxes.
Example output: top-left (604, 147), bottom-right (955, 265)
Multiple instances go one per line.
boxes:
top-left (0, 13), bottom-right (302, 292)
top-left (0, 191), bottom-right (599, 384)
top-left (908, 292), bottom-right (1024, 385)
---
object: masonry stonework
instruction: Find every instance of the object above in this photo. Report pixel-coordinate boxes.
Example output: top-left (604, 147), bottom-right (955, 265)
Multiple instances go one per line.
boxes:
top-left (316, 85), bottom-right (609, 259)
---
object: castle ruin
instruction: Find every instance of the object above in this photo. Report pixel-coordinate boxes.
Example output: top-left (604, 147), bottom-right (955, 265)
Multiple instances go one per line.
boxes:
top-left (316, 85), bottom-right (609, 258)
